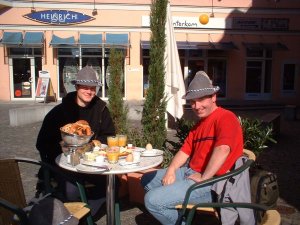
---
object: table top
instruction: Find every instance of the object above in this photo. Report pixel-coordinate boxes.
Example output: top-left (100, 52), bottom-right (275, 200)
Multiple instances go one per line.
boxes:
top-left (56, 153), bottom-right (163, 175)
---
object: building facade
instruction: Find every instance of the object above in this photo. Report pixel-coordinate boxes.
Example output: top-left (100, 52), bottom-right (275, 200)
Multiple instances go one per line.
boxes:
top-left (0, 0), bottom-right (299, 112)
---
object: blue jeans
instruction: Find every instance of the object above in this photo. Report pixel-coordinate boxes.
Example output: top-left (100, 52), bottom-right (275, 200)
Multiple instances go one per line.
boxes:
top-left (141, 166), bottom-right (212, 225)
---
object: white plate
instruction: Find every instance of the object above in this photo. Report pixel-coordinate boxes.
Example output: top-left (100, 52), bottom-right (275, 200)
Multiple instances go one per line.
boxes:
top-left (81, 160), bottom-right (106, 167)
top-left (134, 147), bottom-right (146, 152)
top-left (119, 159), bottom-right (140, 167)
top-left (141, 149), bottom-right (164, 157)
top-left (75, 164), bottom-right (108, 174)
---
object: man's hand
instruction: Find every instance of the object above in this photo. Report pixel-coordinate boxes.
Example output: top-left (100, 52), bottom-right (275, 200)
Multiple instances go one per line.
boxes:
top-left (162, 170), bottom-right (176, 186)
top-left (187, 173), bottom-right (203, 182)
top-left (161, 150), bottom-right (190, 186)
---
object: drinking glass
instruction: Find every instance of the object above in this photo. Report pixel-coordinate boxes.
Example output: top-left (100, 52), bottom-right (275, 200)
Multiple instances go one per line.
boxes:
top-left (106, 147), bottom-right (120, 164)
top-left (107, 136), bottom-right (118, 147)
top-left (117, 134), bottom-right (127, 147)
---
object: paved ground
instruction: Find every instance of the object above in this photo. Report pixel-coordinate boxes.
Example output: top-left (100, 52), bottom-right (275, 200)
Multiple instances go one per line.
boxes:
top-left (0, 101), bottom-right (299, 225)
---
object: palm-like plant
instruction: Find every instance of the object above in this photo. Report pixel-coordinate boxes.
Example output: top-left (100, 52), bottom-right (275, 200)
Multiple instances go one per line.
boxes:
top-left (238, 116), bottom-right (277, 156)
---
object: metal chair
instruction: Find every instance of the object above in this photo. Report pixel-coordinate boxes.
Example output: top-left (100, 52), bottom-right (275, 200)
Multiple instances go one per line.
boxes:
top-left (175, 149), bottom-right (281, 225)
top-left (0, 157), bottom-right (93, 225)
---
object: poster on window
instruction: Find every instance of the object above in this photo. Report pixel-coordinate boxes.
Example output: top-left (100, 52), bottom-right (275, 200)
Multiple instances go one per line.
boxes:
top-left (36, 77), bottom-right (50, 98)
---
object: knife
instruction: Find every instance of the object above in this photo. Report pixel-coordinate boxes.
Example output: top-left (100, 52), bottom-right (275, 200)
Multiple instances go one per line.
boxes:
top-left (81, 163), bottom-right (111, 171)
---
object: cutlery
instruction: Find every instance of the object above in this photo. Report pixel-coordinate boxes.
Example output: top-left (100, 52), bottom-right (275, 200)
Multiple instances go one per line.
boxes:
top-left (81, 163), bottom-right (111, 171)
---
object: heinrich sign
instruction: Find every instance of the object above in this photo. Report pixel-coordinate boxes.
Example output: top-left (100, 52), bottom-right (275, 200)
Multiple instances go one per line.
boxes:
top-left (24, 10), bottom-right (95, 25)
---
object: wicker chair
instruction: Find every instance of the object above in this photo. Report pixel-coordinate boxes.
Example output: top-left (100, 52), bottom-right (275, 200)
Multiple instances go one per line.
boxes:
top-left (0, 157), bottom-right (93, 225)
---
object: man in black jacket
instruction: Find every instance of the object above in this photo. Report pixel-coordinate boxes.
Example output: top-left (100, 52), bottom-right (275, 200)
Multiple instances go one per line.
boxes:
top-left (36, 66), bottom-right (115, 216)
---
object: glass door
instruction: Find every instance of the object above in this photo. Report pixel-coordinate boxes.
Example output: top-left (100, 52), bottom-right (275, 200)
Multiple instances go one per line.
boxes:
top-left (10, 58), bottom-right (37, 100)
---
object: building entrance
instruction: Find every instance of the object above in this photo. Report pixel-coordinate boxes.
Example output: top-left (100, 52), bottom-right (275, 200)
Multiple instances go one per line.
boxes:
top-left (9, 57), bottom-right (42, 100)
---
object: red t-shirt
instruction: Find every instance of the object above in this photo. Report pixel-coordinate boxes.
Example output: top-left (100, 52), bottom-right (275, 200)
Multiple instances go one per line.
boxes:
top-left (181, 107), bottom-right (243, 176)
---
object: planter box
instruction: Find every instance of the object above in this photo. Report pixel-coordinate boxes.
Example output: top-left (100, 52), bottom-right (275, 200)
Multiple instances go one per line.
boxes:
top-left (127, 168), bottom-right (159, 205)
top-left (117, 174), bottom-right (129, 198)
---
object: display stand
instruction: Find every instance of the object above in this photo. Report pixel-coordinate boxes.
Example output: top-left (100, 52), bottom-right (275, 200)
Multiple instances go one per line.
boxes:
top-left (35, 71), bottom-right (57, 103)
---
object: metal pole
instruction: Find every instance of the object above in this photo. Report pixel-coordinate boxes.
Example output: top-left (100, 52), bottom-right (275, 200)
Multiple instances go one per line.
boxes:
top-left (106, 174), bottom-right (115, 225)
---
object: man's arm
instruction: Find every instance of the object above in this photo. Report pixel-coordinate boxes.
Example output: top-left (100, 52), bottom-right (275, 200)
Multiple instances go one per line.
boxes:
top-left (188, 145), bottom-right (230, 182)
top-left (162, 150), bottom-right (190, 186)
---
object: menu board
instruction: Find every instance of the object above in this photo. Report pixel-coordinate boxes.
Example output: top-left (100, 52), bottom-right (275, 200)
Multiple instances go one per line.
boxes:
top-left (35, 71), bottom-right (56, 102)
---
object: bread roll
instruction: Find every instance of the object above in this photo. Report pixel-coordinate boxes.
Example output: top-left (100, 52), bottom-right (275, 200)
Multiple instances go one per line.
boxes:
top-left (75, 120), bottom-right (89, 126)
top-left (125, 154), bottom-right (134, 162)
top-left (92, 140), bottom-right (102, 147)
top-left (145, 143), bottom-right (153, 151)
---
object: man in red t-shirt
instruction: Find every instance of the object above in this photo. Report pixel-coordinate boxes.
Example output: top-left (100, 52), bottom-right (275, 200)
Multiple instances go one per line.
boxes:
top-left (141, 71), bottom-right (243, 225)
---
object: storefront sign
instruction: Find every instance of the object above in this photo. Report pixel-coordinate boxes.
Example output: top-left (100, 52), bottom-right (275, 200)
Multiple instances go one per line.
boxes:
top-left (232, 17), bottom-right (289, 31)
top-left (142, 16), bottom-right (231, 29)
top-left (24, 10), bottom-right (95, 25)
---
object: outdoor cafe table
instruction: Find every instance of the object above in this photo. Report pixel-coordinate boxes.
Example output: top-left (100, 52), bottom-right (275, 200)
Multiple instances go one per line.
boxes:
top-left (55, 152), bottom-right (163, 225)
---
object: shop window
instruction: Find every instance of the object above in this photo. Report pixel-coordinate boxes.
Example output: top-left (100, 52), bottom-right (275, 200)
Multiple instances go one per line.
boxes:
top-left (207, 50), bottom-right (226, 57)
top-left (57, 47), bottom-right (125, 99)
top-left (282, 63), bottom-right (297, 93)
top-left (245, 48), bottom-right (272, 99)
top-left (188, 49), bottom-right (203, 58)
top-left (82, 48), bottom-right (102, 56)
top-left (9, 48), bottom-right (42, 56)
top-left (207, 59), bottom-right (227, 97)
top-left (59, 57), bottom-right (79, 96)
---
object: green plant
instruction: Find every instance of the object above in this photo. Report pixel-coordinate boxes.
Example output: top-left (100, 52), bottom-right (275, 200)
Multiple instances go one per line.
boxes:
top-left (163, 118), bottom-right (195, 167)
top-left (238, 116), bottom-right (277, 156)
top-left (107, 48), bottom-right (128, 135)
top-left (141, 0), bottom-right (168, 149)
top-left (166, 118), bottom-right (195, 153)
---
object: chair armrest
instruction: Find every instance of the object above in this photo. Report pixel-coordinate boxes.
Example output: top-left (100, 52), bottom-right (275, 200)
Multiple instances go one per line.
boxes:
top-left (13, 157), bottom-right (89, 205)
top-left (0, 197), bottom-right (29, 225)
top-left (181, 160), bottom-right (254, 210)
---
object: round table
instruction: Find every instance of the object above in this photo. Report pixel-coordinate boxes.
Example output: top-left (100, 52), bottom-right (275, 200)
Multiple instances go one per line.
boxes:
top-left (56, 152), bottom-right (163, 225)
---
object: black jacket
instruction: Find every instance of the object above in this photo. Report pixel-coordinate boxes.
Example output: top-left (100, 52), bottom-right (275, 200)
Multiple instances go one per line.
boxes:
top-left (36, 91), bottom-right (115, 165)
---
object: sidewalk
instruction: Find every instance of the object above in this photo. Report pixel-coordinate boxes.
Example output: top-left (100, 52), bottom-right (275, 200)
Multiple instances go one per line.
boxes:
top-left (0, 102), bottom-right (299, 225)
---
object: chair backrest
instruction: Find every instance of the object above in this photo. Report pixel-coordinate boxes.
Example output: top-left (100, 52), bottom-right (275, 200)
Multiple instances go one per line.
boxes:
top-left (0, 157), bottom-right (93, 225)
top-left (0, 159), bottom-right (27, 225)
top-left (176, 158), bottom-right (255, 225)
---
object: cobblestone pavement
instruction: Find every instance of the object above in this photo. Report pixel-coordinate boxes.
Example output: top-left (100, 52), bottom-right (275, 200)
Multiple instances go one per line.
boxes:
top-left (0, 102), bottom-right (299, 225)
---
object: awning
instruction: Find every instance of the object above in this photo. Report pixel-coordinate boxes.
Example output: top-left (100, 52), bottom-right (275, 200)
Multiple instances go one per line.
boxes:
top-left (79, 33), bottom-right (103, 47)
top-left (105, 33), bottom-right (129, 47)
top-left (243, 42), bottom-right (288, 51)
top-left (0, 32), bottom-right (23, 46)
top-left (50, 34), bottom-right (76, 48)
top-left (23, 32), bottom-right (44, 47)
top-left (141, 41), bottom-right (238, 50)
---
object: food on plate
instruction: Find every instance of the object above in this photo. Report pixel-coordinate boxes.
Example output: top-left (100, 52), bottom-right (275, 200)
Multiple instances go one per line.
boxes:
top-left (76, 143), bottom-right (92, 155)
top-left (93, 149), bottom-right (107, 156)
top-left (84, 152), bottom-right (96, 161)
top-left (61, 120), bottom-right (92, 136)
top-left (145, 143), bottom-right (153, 151)
top-left (60, 123), bottom-right (73, 133)
top-left (125, 153), bottom-right (134, 162)
top-left (75, 120), bottom-right (89, 126)
top-left (119, 146), bottom-right (132, 156)
top-left (92, 140), bottom-right (102, 147)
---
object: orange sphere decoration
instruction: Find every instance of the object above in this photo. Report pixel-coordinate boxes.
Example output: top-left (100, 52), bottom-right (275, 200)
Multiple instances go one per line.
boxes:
top-left (199, 14), bottom-right (209, 25)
